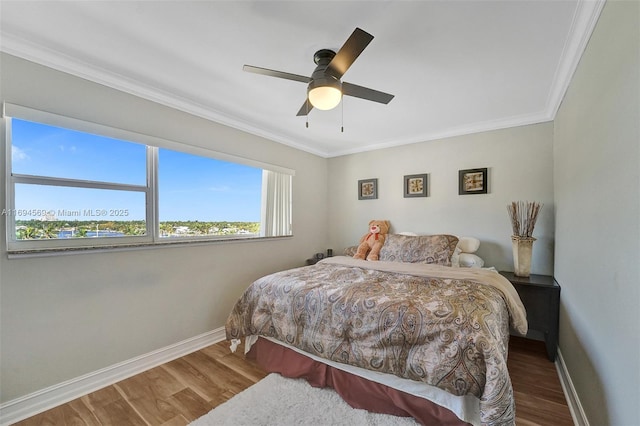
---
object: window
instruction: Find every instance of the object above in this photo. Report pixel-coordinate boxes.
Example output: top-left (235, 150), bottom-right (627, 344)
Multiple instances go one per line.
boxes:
top-left (3, 104), bottom-right (293, 251)
top-left (158, 148), bottom-right (263, 238)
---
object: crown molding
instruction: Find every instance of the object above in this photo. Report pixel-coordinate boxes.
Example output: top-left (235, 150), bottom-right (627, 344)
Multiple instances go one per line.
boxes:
top-left (326, 110), bottom-right (553, 158)
top-left (544, 0), bottom-right (607, 118)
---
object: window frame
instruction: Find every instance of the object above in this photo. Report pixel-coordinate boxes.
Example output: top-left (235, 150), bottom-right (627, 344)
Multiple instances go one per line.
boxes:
top-left (3, 103), bottom-right (294, 253)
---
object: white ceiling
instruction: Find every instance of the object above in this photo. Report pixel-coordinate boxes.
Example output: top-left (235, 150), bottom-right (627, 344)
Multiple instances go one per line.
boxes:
top-left (0, 1), bottom-right (604, 157)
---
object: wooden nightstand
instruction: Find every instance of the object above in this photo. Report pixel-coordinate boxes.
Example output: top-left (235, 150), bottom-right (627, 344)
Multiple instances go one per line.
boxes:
top-left (499, 271), bottom-right (560, 361)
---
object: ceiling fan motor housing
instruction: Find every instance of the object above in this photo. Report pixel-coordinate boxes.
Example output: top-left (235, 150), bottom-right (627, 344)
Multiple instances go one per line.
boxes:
top-left (313, 49), bottom-right (336, 66)
top-left (308, 49), bottom-right (342, 103)
top-left (308, 75), bottom-right (342, 93)
top-left (311, 50), bottom-right (341, 86)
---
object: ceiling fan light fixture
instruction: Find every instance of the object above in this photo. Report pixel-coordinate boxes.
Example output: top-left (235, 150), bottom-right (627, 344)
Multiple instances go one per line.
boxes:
top-left (308, 77), bottom-right (342, 110)
top-left (309, 86), bottom-right (342, 110)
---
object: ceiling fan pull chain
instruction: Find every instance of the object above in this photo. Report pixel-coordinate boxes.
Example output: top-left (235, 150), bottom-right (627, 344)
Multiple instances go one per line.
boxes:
top-left (341, 95), bottom-right (344, 133)
top-left (306, 101), bottom-right (309, 128)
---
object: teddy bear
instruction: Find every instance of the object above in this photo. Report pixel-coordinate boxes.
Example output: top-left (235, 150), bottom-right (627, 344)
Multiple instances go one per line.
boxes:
top-left (353, 220), bottom-right (390, 261)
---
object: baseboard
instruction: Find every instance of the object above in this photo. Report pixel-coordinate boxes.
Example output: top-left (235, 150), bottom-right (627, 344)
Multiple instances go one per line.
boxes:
top-left (0, 327), bottom-right (226, 426)
top-left (555, 347), bottom-right (590, 426)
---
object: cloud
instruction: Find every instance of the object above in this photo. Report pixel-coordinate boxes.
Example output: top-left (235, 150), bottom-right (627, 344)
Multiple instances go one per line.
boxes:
top-left (208, 185), bottom-right (231, 192)
top-left (11, 146), bottom-right (30, 162)
top-left (58, 145), bottom-right (77, 153)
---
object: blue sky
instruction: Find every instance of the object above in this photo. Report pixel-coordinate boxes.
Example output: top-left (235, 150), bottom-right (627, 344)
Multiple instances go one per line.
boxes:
top-left (11, 119), bottom-right (262, 222)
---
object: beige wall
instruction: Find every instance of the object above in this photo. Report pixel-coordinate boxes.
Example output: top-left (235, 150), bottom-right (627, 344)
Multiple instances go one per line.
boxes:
top-left (328, 122), bottom-right (555, 275)
top-left (553, 1), bottom-right (640, 425)
top-left (0, 53), bottom-right (328, 402)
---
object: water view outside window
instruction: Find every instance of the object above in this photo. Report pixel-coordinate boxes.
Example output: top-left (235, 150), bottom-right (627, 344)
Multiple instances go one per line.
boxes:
top-left (13, 184), bottom-right (146, 239)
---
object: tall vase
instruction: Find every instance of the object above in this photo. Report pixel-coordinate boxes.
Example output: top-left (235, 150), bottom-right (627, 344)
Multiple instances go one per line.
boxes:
top-left (511, 236), bottom-right (536, 277)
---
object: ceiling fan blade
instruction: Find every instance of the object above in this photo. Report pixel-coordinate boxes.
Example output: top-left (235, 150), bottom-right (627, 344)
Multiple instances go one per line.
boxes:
top-left (342, 82), bottom-right (394, 104)
top-left (296, 99), bottom-right (314, 116)
top-left (326, 28), bottom-right (374, 80)
top-left (243, 65), bottom-right (311, 83)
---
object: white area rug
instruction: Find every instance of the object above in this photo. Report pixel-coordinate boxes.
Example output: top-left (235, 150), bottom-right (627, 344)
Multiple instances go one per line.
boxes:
top-left (190, 373), bottom-right (418, 426)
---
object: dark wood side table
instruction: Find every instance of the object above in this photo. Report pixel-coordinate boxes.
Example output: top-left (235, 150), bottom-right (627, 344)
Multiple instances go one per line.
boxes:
top-left (499, 271), bottom-right (560, 361)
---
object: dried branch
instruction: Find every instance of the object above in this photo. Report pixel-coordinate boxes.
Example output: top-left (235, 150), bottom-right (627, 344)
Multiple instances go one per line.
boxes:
top-left (507, 201), bottom-right (543, 237)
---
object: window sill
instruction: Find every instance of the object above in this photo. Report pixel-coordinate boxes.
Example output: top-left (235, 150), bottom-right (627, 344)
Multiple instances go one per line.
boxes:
top-left (6, 235), bottom-right (293, 259)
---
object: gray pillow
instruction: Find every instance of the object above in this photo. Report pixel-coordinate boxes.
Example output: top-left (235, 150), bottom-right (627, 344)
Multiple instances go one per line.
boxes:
top-left (379, 234), bottom-right (459, 266)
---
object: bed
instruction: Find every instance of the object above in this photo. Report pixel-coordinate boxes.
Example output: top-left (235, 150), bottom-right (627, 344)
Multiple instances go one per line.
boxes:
top-left (225, 234), bottom-right (527, 426)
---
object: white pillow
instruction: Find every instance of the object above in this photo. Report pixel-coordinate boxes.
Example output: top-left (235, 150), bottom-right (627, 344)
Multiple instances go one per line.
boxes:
top-left (457, 237), bottom-right (480, 253)
top-left (458, 253), bottom-right (485, 268)
top-left (450, 247), bottom-right (461, 267)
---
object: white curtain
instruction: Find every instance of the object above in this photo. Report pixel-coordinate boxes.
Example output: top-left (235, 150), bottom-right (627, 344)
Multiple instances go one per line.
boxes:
top-left (261, 170), bottom-right (292, 237)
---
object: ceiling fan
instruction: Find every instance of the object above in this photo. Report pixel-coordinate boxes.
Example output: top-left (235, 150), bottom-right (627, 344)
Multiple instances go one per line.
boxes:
top-left (243, 28), bottom-right (394, 116)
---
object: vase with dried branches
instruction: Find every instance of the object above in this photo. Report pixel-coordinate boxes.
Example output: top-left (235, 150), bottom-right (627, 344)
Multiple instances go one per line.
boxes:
top-left (507, 201), bottom-right (543, 277)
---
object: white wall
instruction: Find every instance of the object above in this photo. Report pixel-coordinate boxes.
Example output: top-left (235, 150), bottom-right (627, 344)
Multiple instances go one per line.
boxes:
top-left (328, 122), bottom-right (555, 275)
top-left (0, 53), bottom-right (328, 403)
top-left (553, 1), bottom-right (640, 425)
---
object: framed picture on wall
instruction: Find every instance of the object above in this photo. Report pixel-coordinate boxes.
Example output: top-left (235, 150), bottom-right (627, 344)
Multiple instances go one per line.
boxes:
top-left (358, 178), bottom-right (378, 200)
top-left (459, 168), bottom-right (488, 195)
top-left (404, 174), bottom-right (428, 198)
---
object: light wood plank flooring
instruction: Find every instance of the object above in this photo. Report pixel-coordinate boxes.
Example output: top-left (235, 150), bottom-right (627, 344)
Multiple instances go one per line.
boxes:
top-left (13, 336), bottom-right (573, 426)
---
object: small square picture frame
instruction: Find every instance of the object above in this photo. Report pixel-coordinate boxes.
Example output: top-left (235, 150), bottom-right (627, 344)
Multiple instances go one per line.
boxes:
top-left (358, 178), bottom-right (378, 200)
top-left (459, 168), bottom-right (488, 195)
top-left (404, 174), bottom-right (428, 198)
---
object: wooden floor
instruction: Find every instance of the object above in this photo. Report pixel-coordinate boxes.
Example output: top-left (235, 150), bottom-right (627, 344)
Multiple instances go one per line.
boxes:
top-left (508, 337), bottom-right (573, 426)
top-left (13, 336), bottom-right (573, 426)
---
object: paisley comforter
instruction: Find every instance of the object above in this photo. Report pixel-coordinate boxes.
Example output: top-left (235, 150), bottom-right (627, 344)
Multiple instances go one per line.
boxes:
top-left (226, 256), bottom-right (527, 426)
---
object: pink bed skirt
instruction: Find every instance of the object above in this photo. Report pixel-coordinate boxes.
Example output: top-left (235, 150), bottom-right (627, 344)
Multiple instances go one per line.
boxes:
top-left (246, 337), bottom-right (470, 426)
